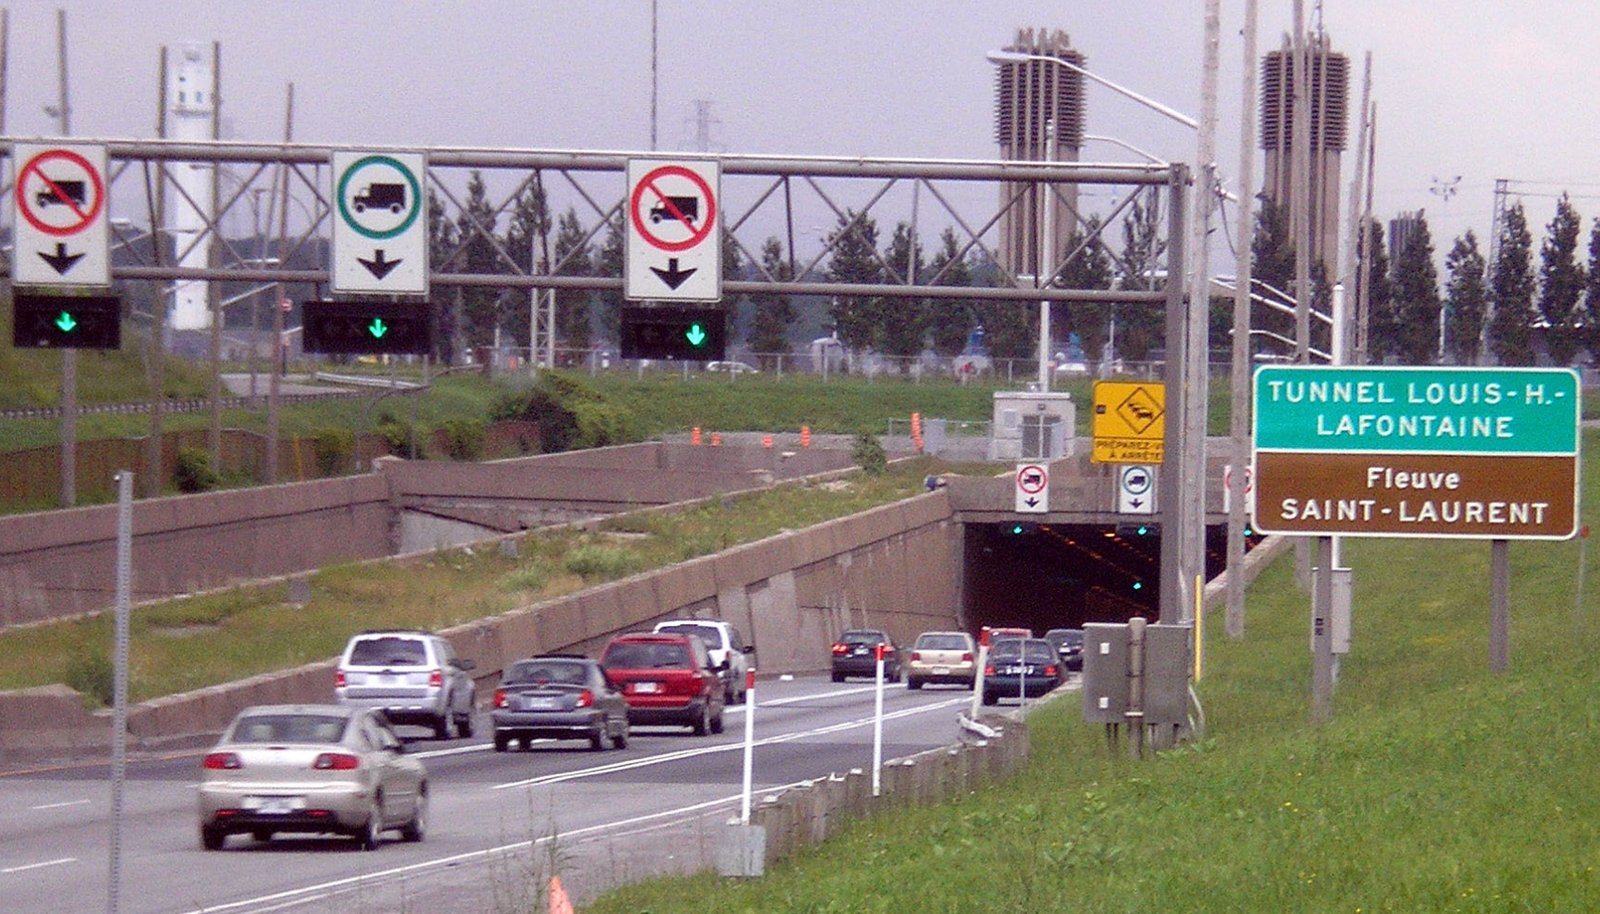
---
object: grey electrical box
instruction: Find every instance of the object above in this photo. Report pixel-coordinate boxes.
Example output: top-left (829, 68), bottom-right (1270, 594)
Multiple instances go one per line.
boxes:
top-left (1143, 623), bottom-right (1193, 726)
top-left (1081, 623), bottom-right (1130, 723)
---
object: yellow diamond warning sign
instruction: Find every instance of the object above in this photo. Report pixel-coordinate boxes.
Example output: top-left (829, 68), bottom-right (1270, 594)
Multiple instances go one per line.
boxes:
top-left (1092, 381), bottom-right (1165, 464)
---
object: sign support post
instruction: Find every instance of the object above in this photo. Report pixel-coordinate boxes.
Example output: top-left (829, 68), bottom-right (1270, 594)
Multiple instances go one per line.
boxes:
top-left (1490, 540), bottom-right (1509, 673)
top-left (1311, 536), bottom-right (1334, 723)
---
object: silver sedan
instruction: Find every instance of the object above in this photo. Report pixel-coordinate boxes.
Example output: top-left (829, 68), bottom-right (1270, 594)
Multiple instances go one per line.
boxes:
top-left (196, 704), bottom-right (427, 851)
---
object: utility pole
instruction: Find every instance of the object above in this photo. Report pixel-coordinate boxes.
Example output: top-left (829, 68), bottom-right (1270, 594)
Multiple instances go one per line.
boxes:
top-left (207, 41), bottom-right (223, 472)
top-left (266, 82), bottom-right (294, 484)
top-left (55, 7), bottom-right (76, 508)
top-left (145, 47), bottom-right (169, 498)
top-left (1225, 0), bottom-right (1259, 639)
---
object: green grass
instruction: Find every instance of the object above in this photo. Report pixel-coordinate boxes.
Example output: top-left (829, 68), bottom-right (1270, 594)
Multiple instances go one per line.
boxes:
top-left (585, 435), bottom-right (1600, 913)
top-left (0, 458), bottom-right (974, 703)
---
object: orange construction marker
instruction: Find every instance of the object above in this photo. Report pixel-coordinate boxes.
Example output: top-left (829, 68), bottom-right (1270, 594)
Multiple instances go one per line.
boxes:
top-left (692, 426), bottom-right (702, 446)
top-left (800, 425), bottom-right (811, 448)
top-left (711, 431), bottom-right (722, 447)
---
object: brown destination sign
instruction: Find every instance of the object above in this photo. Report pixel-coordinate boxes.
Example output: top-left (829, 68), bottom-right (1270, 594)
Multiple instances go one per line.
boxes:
top-left (1254, 451), bottom-right (1576, 539)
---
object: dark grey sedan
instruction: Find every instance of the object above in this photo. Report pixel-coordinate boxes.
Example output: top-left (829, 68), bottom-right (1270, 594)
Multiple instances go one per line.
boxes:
top-left (491, 656), bottom-right (629, 751)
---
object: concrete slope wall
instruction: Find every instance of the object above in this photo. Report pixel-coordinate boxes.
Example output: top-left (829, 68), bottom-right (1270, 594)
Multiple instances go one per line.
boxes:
top-left (0, 475), bottom-right (392, 627)
top-left (7, 488), bottom-right (961, 755)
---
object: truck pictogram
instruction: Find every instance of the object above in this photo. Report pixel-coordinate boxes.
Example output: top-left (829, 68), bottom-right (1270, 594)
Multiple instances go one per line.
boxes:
top-left (36, 179), bottom-right (87, 208)
top-left (649, 196), bottom-right (699, 225)
top-left (352, 182), bottom-right (405, 214)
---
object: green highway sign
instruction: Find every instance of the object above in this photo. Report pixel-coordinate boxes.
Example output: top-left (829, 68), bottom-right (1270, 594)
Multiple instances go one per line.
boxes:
top-left (1254, 366), bottom-right (1579, 455)
top-left (1251, 366), bottom-right (1581, 539)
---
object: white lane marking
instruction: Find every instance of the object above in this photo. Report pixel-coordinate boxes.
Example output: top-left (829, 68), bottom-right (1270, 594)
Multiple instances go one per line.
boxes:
top-left (492, 696), bottom-right (969, 790)
top-left (408, 736), bottom-right (551, 760)
top-left (735, 685), bottom-right (879, 710)
top-left (176, 780), bottom-right (817, 914)
top-left (2, 857), bottom-right (76, 874)
top-left (28, 799), bottom-right (90, 811)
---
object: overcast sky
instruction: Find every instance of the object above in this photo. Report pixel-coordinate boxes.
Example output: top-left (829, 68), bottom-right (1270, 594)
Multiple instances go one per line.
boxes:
top-left (5, 1), bottom-right (1598, 270)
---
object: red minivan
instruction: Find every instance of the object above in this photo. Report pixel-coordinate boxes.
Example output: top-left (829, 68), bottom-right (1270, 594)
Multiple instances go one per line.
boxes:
top-left (599, 633), bottom-right (726, 736)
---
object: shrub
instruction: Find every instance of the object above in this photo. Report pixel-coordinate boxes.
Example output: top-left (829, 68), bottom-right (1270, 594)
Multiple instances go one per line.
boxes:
top-left (852, 433), bottom-right (887, 475)
top-left (63, 647), bottom-right (114, 708)
top-left (441, 418), bottom-right (485, 461)
top-left (563, 545), bottom-right (642, 581)
top-left (494, 371), bottom-right (638, 453)
top-left (173, 447), bottom-right (220, 493)
top-left (376, 411), bottom-right (424, 459)
top-left (312, 427), bottom-right (355, 476)
top-left (499, 565), bottom-right (548, 594)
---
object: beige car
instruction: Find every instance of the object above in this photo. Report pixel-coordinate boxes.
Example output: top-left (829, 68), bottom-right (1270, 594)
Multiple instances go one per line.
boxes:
top-left (197, 704), bottom-right (427, 851)
top-left (905, 631), bottom-right (977, 689)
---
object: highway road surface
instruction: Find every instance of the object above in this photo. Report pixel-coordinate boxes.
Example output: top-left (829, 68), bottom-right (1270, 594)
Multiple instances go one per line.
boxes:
top-left (0, 674), bottom-right (1018, 914)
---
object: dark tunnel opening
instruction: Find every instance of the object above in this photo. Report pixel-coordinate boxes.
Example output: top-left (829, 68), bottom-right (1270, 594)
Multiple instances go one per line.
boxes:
top-left (960, 522), bottom-right (1262, 636)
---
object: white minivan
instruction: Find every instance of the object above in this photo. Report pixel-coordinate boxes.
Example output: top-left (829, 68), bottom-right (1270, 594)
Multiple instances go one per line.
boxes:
top-left (651, 619), bottom-right (754, 704)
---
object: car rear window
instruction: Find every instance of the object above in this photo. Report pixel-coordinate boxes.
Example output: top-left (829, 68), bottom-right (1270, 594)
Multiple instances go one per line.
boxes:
top-left (656, 623), bottom-right (725, 648)
top-left (231, 714), bottom-right (348, 744)
top-left (506, 661), bottom-right (588, 685)
top-left (916, 634), bottom-right (969, 650)
top-left (603, 641), bottom-right (692, 669)
top-left (349, 637), bottom-right (429, 666)
top-left (841, 631), bottom-right (885, 645)
top-left (990, 640), bottom-right (1056, 663)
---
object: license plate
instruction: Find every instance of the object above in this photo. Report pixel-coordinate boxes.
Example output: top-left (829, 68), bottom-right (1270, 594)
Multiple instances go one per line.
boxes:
top-left (1004, 665), bottom-right (1024, 675)
top-left (633, 682), bottom-right (660, 694)
top-left (932, 667), bottom-right (949, 675)
top-left (521, 696), bottom-right (560, 710)
top-left (247, 796), bottom-right (303, 815)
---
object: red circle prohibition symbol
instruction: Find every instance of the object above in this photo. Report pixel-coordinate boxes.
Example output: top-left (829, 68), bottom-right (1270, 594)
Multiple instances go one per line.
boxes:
top-left (1018, 465), bottom-right (1048, 494)
top-left (17, 149), bottom-right (105, 237)
top-left (630, 165), bottom-right (716, 253)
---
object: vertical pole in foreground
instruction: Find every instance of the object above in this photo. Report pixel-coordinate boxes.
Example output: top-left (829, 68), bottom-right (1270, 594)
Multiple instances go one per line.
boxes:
top-left (1311, 536), bottom-right (1334, 723)
top-left (57, 8), bottom-right (76, 508)
top-left (108, 470), bottom-right (133, 914)
top-left (872, 643), bottom-right (885, 797)
top-left (1226, 0), bottom-right (1259, 639)
top-left (266, 82), bottom-right (294, 483)
top-left (739, 668), bottom-right (756, 824)
top-left (1490, 539), bottom-right (1509, 673)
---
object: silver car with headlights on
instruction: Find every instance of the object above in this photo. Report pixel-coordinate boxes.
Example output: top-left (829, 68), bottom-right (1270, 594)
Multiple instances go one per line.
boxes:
top-left (197, 704), bottom-right (427, 851)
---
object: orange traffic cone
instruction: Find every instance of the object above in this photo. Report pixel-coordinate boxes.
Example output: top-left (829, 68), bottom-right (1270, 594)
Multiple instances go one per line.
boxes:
top-left (692, 426), bottom-right (702, 446)
top-left (800, 425), bottom-right (811, 448)
top-left (762, 434), bottom-right (774, 449)
top-left (711, 431), bottom-right (722, 447)
top-left (548, 875), bottom-right (574, 914)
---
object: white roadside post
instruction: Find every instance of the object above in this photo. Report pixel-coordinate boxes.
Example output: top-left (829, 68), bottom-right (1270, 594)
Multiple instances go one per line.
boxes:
top-left (970, 628), bottom-right (990, 718)
top-left (740, 668), bottom-right (756, 824)
top-left (872, 642), bottom-right (886, 797)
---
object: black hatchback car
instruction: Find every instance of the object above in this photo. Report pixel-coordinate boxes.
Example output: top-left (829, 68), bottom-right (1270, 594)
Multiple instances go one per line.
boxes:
top-left (981, 638), bottom-right (1063, 705)
top-left (1043, 628), bottom-right (1085, 672)
top-left (830, 629), bottom-right (902, 683)
top-left (491, 655), bottom-right (629, 751)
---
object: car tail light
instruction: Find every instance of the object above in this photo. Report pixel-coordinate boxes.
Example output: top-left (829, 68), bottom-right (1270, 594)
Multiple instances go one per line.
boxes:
top-left (428, 669), bottom-right (444, 688)
top-left (576, 689), bottom-right (594, 708)
top-left (831, 643), bottom-right (848, 655)
top-left (312, 753), bottom-right (361, 771)
top-left (493, 689), bottom-right (508, 709)
top-left (202, 752), bottom-right (242, 770)
top-left (984, 665), bottom-right (995, 676)
top-left (911, 651), bottom-right (922, 662)
top-left (334, 670), bottom-right (346, 689)
top-left (962, 652), bottom-right (973, 662)
top-left (1045, 665), bottom-right (1059, 677)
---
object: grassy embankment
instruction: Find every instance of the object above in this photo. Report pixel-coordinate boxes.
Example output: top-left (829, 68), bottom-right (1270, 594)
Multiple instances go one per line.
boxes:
top-left (0, 457), bottom-right (975, 704)
top-left (586, 432), bottom-right (1600, 914)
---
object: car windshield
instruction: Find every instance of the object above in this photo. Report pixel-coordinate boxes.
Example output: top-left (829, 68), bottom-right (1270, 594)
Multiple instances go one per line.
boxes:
top-left (842, 631), bottom-right (885, 645)
top-left (231, 713), bottom-right (348, 744)
top-left (990, 640), bottom-right (1056, 663)
top-left (349, 636), bottom-right (427, 666)
top-left (916, 634), bottom-right (969, 650)
top-left (656, 623), bottom-right (724, 649)
top-left (603, 641), bottom-right (691, 669)
top-left (1044, 629), bottom-right (1083, 648)
top-left (506, 661), bottom-right (588, 686)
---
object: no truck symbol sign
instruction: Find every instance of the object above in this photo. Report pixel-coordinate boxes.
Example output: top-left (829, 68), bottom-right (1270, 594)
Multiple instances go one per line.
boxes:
top-left (1015, 463), bottom-right (1049, 514)
top-left (625, 158), bottom-right (722, 302)
top-left (12, 143), bottom-right (110, 287)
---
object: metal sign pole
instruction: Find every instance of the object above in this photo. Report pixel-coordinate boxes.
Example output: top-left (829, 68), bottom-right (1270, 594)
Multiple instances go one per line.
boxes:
top-left (107, 470), bottom-right (132, 914)
top-left (872, 645), bottom-right (885, 797)
top-left (739, 668), bottom-right (756, 825)
top-left (1311, 535), bottom-right (1334, 723)
top-left (1490, 539), bottom-right (1510, 672)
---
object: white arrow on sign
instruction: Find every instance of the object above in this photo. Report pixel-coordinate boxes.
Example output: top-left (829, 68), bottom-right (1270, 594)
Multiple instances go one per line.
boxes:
top-left (1015, 462), bottom-right (1049, 514)
top-left (1117, 464), bottom-right (1156, 515)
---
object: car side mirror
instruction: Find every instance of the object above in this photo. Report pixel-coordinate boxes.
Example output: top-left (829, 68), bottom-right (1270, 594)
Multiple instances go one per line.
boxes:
top-left (718, 658), bottom-right (731, 671)
top-left (389, 741), bottom-right (405, 754)
top-left (741, 645), bottom-right (755, 655)
top-left (455, 658), bottom-right (476, 671)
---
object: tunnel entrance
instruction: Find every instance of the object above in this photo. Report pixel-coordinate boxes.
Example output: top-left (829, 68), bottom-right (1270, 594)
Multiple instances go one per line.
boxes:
top-left (961, 522), bottom-right (1256, 635)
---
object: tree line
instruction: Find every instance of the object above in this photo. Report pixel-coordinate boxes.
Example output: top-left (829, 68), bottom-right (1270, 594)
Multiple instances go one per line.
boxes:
top-left (425, 172), bottom-right (1589, 371)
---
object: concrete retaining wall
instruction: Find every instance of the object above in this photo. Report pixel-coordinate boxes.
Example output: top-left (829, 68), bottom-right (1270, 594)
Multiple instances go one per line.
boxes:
top-left (0, 487), bottom-right (962, 760)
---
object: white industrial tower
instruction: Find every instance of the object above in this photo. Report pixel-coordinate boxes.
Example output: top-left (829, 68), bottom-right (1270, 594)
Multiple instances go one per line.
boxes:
top-left (166, 43), bottom-right (214, 331)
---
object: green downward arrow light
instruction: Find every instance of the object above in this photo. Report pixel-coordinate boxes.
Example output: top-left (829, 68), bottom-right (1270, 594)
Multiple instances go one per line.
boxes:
top-left (367, 318), bottom-right (389, 339)
top-left (684, 322), bottom-right (707, 347)
top-left (55, 311), bottom-right (78, 333)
